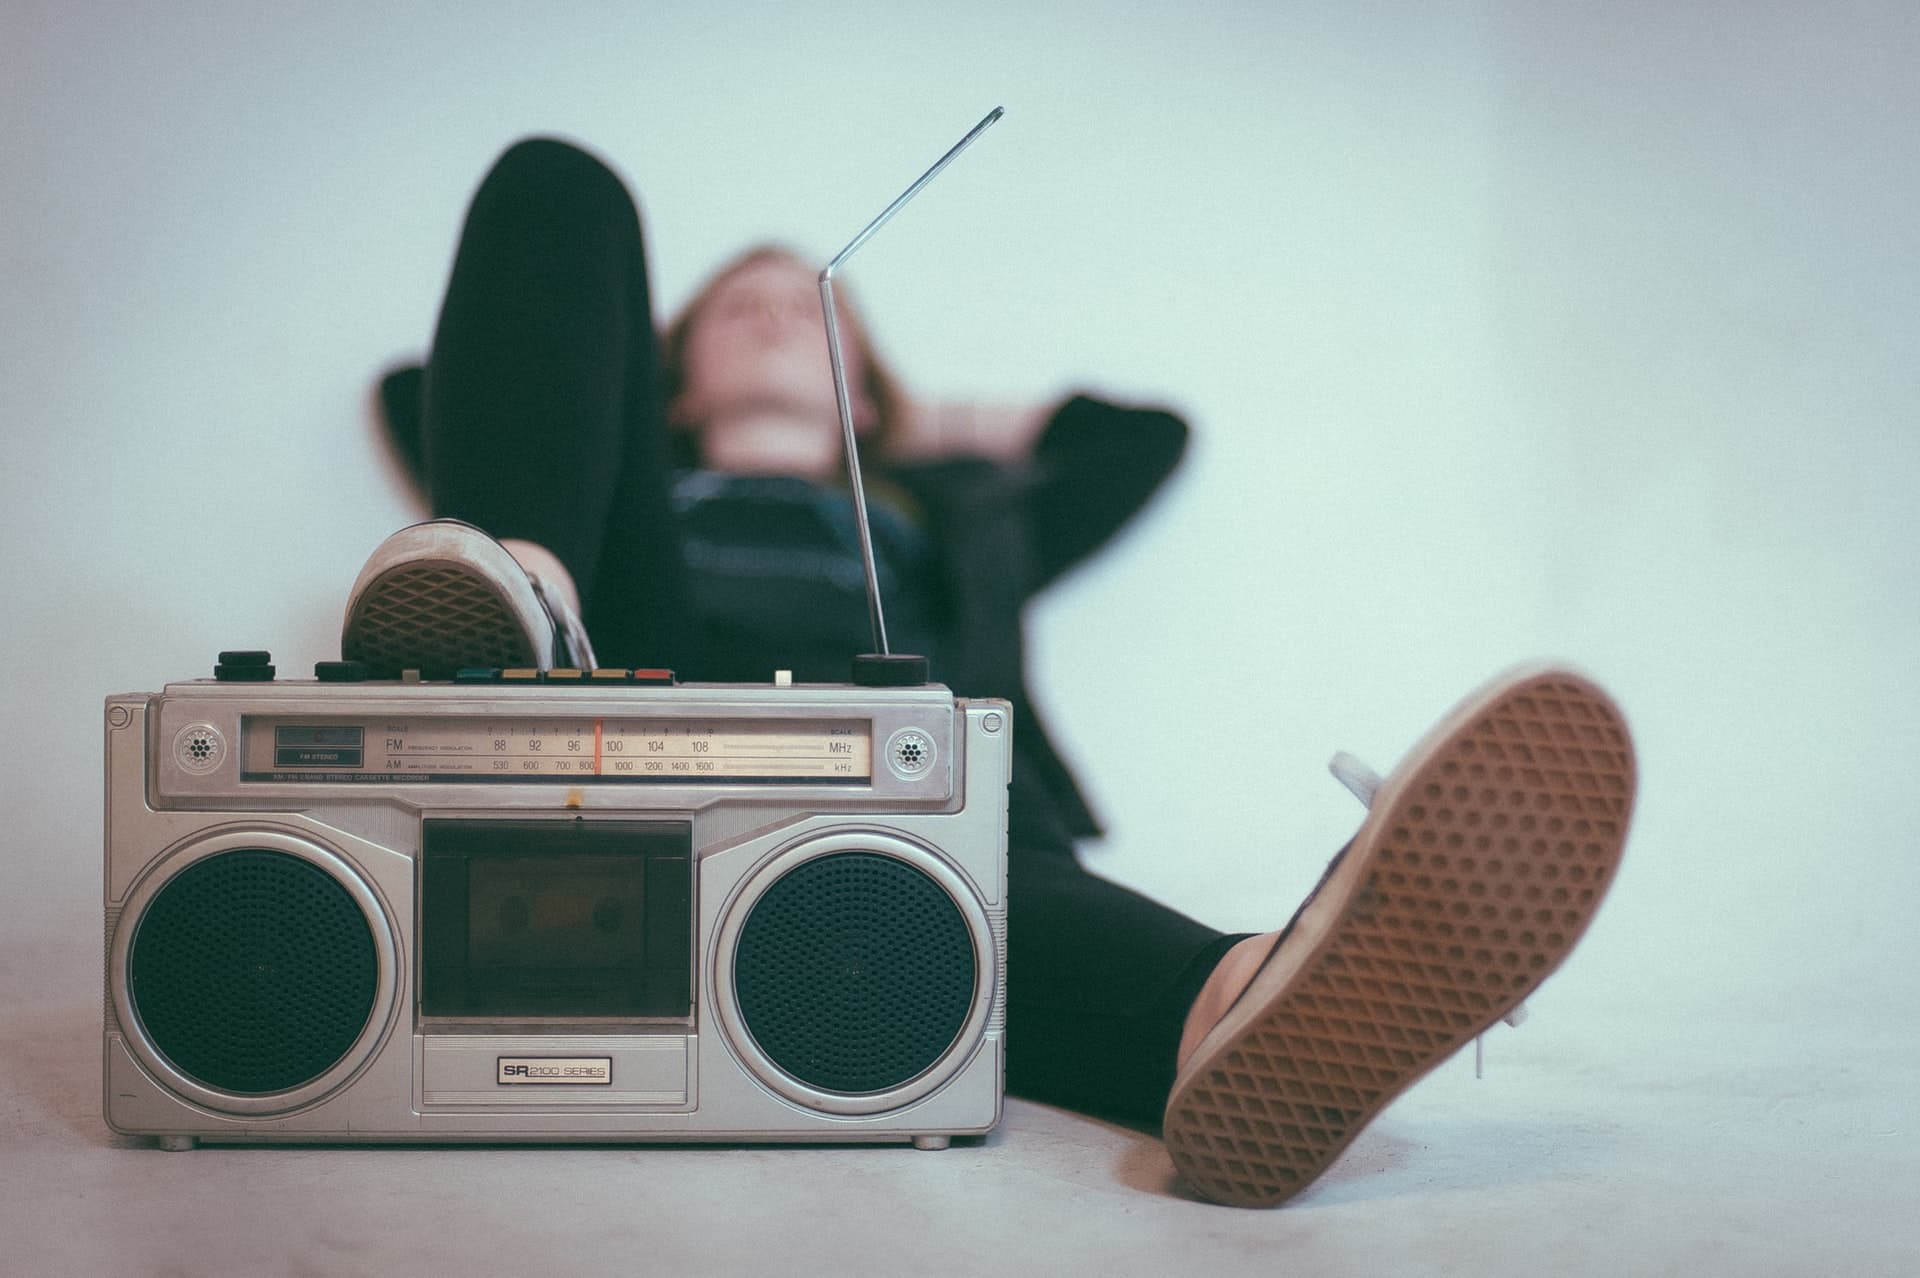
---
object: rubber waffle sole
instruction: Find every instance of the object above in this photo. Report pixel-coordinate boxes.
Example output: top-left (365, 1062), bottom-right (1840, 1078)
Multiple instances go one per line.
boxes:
top-left (1162, 668), bottom-right (1636, 1208)
top-left (341, 561), bottom-right (541, 679)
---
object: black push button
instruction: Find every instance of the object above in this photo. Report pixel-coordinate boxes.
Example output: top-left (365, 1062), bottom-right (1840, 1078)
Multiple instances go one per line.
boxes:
top-left (315, 660), bottom-right (372, 682)
top-left (215, 650), bottom-right (275, 681)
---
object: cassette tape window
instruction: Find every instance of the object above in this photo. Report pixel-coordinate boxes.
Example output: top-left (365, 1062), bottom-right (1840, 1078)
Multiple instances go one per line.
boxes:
top-left (418, 819), bottom-right (692, 1020)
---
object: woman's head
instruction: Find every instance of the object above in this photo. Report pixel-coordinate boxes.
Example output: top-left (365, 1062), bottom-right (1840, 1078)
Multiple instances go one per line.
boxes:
top-left (661, 245), bottom-right (905, 471)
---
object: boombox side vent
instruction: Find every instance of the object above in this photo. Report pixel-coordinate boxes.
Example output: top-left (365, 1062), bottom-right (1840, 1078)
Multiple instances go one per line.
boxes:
top-left (103, 905), bottom-right (123, 1036)
top-left (987, 910), bottom-right (1007, 1036)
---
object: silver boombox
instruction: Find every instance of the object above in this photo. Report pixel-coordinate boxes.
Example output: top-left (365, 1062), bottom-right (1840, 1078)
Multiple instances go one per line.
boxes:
top-left (103, 109), bottom-right (1014, 1152)
top-left (103, 674), bottom-right (1008, 1150)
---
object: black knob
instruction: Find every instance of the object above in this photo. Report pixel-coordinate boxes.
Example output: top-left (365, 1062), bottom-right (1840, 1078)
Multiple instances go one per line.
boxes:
top-left (315, 660), bottom-right (372, 682)
top-left (215, 650), bottom-right (275, 681)
top-left (851, 653), bottom-right (930, 687)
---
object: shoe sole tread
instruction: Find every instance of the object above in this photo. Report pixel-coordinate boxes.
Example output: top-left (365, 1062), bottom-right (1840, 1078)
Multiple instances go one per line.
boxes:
top-left (1163, 667), bottom-right (1636, 1207)
top-left (343, 560), bottom-right (539, 678)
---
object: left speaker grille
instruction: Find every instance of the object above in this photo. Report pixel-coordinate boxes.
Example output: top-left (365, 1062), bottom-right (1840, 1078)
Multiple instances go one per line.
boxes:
top-left (735, 851), bottom-right (975, 1095)
top-left (127, 849), bottom-right (378, 1095)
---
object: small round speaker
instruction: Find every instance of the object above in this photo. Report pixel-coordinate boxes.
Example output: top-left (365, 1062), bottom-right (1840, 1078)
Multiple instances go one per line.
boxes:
top-left (113, 831), bottom-right (397, 1113)
top-left (714, 832), bottom-right (995, 1114)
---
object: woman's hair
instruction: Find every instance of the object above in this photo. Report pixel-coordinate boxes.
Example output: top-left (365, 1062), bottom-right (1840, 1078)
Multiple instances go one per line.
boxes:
top-left (658, 244), bottom-right (907, 465)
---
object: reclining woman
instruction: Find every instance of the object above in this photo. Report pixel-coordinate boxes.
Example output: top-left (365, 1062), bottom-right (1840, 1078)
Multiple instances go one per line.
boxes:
top-left (346, 137), bottom-right (1637, 1208)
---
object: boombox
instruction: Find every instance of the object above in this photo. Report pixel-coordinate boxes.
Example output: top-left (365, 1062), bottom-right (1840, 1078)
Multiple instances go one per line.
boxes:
top-left (106, 106), bottom-right (1016, 1154)
top-left (102, 669), bottom-right (1009, 1150)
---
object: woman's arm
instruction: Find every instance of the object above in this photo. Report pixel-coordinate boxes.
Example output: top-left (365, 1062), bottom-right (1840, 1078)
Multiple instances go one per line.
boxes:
top-left (1024, 394), bottom-right (1190, 593)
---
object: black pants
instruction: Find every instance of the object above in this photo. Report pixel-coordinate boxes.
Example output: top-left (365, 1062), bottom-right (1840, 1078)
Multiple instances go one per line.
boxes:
top-left (419, 137), bottom-right (1243, 1126)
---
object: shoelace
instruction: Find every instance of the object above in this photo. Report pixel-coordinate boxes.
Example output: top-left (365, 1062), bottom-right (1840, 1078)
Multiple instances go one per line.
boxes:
top-left (1328, 752), bottom-right (1528, 1080)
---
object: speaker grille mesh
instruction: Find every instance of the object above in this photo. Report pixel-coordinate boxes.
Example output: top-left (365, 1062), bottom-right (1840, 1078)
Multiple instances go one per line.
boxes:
top-left (128, 849), bottom-right (378, 1095)
top-left (735, 851), bottom-right (974, 1095)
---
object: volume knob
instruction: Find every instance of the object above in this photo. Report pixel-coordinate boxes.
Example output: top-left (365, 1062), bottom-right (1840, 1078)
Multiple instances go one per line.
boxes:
top-left (215, 650), bottom-right (275, 682)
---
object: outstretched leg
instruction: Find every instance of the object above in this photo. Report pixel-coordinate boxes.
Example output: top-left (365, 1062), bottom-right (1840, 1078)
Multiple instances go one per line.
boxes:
top-left (1005, 845), bottom-right (1249, 1124)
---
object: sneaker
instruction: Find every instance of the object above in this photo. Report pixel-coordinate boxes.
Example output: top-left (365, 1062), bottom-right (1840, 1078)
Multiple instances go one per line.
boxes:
top-left (340, 519), bottom-right (596, 678)
top-left (1161, 665), bottom-right (1637, 1207)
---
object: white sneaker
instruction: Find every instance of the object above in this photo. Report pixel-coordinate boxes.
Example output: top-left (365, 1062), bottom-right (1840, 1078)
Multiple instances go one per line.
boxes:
top-left (340, 519), bottom-right (597, 678)
top-left (1162, 664), bottom-right (1637, 1207)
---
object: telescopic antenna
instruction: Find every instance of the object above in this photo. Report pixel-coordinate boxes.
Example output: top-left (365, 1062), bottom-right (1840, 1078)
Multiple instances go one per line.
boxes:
top-left (821, 106), bottom-right (1004, 687)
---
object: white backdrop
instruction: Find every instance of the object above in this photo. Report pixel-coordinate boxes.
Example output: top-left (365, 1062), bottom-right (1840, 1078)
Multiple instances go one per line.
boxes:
top-left (5, 1), bottom-right (1915, 1032)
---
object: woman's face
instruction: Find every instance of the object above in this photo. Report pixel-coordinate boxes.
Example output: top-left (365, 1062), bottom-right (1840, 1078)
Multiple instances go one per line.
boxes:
top-left (671, 254), bottom-right (871, 433)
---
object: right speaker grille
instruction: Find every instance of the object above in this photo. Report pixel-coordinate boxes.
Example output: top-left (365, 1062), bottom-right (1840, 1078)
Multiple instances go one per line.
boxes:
top-left (733, 851), bottom-right (976, 1095)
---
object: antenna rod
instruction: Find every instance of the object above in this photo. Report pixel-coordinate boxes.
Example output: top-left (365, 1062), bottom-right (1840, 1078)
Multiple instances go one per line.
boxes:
top-left (821, 106), bottom-right (1004, 656)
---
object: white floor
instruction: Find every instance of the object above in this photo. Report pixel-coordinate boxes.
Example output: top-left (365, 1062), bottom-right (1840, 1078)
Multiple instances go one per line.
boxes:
top-left (7, 4), bottom-right (1920, 1274)
top-left (7, 933), bottom-right (1916, 1274)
